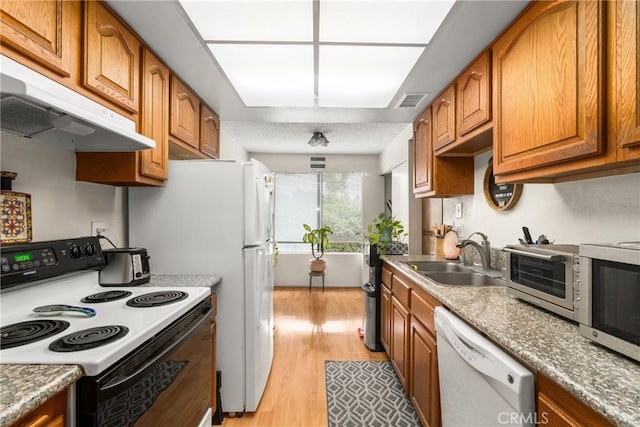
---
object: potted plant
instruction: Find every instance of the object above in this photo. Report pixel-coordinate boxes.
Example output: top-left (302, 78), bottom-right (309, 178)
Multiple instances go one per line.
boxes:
top-left (302, 224), bottom-right (333, 272)
top-left (366, 213), bottom-right (408, 252)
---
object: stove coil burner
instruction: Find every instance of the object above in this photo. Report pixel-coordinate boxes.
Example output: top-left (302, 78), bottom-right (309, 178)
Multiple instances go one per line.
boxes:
top-left (1, 320), bottom-right (71, 349)
top-left (48, 326), bottom-right (129, 352)
top-left (81, 290), bottom-right (133, 303)
top-left (126, 291), bottom-right (189, 307)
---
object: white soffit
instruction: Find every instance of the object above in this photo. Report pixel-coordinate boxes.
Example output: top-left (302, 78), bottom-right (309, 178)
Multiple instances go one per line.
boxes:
top-left (319, 0), bottom-right (455, 44)
top-left (318, 45), bottom-right (425, 108)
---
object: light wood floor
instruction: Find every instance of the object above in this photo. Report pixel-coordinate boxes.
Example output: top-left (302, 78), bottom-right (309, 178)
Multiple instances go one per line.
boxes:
top-left (222, 287), bottom-right (388, 427)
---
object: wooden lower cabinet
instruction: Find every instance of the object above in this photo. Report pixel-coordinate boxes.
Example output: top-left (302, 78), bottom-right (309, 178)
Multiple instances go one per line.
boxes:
top-left (11, 389), bottom-right (66, 427)
top-left (409, 318), bottom-right (440, 427)
top-left (390, 295), bottom-right (410, 391)
top-left (380, 283), bottom-right (391, 353)
top-left (537, 373), bottom-right (613, 427)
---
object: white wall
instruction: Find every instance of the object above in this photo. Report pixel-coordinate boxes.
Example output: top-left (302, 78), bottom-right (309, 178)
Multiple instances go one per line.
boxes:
top-left (380, 124), bottom-right (412, 174)
top-left (219, 126), bottom-right (249, 161)
top-left (443, 150), bottom-right (640, 248)
top-left (251, 153), bottom-right (384, 287)
top-left (0, 132), bottom-right (127, 247)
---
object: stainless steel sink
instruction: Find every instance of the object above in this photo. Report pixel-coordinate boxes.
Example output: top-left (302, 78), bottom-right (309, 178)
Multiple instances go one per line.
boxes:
top-left (404, 261), bottom-right (467, 272)
top-left (423, 271), bottom-right (505, 287)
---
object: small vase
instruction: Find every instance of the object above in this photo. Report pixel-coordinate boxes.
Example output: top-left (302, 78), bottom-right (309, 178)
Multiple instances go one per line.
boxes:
top-left (379, 228), bottom-right (392, 244)
top-left (309, 259), bottom-right (326, 272)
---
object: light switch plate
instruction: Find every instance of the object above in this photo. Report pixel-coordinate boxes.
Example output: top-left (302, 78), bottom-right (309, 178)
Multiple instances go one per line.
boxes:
top-left (455, 202), bottom-right (463, 219)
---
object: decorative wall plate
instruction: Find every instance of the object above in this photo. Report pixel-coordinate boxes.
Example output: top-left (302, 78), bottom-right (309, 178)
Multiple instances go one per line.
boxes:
top-left (1, 190), bottom-right (32, 245)
top-left (483, 158), bottom-right (522, 211)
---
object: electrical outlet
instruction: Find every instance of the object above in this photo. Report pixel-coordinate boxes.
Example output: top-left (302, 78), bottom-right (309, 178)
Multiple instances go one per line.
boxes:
top-left (455, 202), bottom-right (463, 219)
top-left (91, 221), bottom-right (105, 236)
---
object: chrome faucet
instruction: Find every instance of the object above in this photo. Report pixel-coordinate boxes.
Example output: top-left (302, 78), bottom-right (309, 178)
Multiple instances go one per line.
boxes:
top-left (456, 232), bottom-right (491, 270)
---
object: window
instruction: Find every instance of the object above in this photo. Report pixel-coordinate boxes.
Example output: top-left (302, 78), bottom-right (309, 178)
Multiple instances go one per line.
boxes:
top-left (275, 173), bottom-right (363, 253)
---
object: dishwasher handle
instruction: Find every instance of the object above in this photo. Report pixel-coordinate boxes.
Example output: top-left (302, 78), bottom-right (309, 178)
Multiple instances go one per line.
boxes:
top-left (435, 313), bottom-right (501, 384)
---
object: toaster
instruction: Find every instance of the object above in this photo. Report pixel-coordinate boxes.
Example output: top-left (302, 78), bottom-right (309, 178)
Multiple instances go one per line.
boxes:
top-left (99, 248), bottom-right (150, 286)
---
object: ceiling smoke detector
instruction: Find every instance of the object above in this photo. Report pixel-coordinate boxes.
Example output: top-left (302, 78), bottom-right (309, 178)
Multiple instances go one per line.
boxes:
top-left (308, 132), bottom-right (329, 147)
top-left (395, 93), bottom-right (428, 109)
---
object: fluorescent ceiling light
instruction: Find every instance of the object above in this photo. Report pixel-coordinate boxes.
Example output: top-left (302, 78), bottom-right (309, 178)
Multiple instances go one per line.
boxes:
top-left (318, 45), bottom-right (424, 108)
top-left (208, 44), bottom-right (314, 107)
top-left (180, 0), bottom-right (312, 42)
top-left (320, 1), bottom-right (455, 44)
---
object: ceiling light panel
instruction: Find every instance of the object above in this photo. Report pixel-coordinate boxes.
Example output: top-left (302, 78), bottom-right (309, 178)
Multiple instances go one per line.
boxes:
top-left (318, 45), bottom-right (424, 108)
top-left (209, 44), bottom-right (314, 107)
top-left (319, 0), bottom-right (456, 44)
top-left (180, 0), bottom-right (313, 42)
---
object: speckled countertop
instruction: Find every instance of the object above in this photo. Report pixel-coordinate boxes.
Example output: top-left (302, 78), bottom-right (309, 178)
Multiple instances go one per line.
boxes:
top-left (0, 365), bottom-right (82, 427)
top-left (384, 255), bottom-right (640, 427)
top-left (145, 274), bottom-right (221, 289)
top-left (0, 274), bottom-right (220, 427)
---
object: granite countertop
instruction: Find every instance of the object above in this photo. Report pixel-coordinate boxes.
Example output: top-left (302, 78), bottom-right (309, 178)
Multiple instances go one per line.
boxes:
top-left (0, 274), bottom-right (221, 426)
top-left (145, 274), bottom-right (221, 289)
top-left (0, 365), bottom-right (82, 427)
top-left (384, 255), bottom-right (640, 427)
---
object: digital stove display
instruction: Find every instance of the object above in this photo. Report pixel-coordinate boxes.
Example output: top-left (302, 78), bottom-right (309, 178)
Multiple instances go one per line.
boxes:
top-left (12, 252), bottom-right (33, 263)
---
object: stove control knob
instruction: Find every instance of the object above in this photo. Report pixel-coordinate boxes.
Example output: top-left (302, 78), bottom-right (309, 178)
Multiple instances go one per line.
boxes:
top-left (70, 245), bottom-right (82, 259)
top-left (84, 243), bottom-right (96, 256)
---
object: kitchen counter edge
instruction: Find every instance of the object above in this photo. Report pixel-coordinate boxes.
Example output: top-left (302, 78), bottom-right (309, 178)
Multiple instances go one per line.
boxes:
top-left (383, 255), bottom-right (640, 427)
top-left (0, 364), bottom-right (82, 427)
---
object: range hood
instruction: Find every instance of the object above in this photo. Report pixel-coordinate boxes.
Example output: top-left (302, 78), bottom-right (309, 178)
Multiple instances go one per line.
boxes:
top-left (0, 55), bottom-right (155, 152)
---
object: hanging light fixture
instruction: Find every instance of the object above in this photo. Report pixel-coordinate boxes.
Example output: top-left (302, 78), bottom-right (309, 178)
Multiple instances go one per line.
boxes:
top-left (308, 132), bottom-right (329, 147)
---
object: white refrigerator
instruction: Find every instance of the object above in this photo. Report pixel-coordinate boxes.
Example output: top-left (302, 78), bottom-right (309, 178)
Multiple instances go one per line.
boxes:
top-left (128, 159), bottom-right (275, 414)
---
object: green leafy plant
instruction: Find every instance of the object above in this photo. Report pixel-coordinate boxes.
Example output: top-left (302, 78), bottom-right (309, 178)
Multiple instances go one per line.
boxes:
top-left (366, 213), bottom-right (407, 249)
top-left (302, 224), bottom-right (333, 260)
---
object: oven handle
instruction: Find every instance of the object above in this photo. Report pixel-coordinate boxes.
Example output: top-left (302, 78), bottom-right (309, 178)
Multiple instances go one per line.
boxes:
top-left (503, 247), bottom-right (565, 261)
top-left (100, 306), bottom-right (211, 394)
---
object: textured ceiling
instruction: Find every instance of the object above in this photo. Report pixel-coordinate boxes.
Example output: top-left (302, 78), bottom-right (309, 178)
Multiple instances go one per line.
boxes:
top-left (105, 1), bottom-right (529, 155)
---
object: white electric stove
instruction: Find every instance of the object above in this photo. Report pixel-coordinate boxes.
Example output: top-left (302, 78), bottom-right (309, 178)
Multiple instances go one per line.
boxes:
top-left (0, 237), bottom-right (213, 427)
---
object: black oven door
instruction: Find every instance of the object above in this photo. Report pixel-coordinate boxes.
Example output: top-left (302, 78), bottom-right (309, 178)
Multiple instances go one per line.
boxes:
top-left (77, 300), bottom-right (212, 427)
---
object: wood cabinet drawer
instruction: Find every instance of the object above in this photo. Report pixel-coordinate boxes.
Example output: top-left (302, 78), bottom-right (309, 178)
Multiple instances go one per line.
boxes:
top-left (411, 288), bottom-right (441, 335)
top-left (381, 266), bottom-right (393, 289)
top-left (391, 274), bottom-right (411, 308)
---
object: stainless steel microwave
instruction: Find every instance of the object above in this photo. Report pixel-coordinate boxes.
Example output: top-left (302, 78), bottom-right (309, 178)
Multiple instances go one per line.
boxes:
top-left (504, 245), bottom-right (580, 320)
top-left (579, 243), bottom-right (640, 362)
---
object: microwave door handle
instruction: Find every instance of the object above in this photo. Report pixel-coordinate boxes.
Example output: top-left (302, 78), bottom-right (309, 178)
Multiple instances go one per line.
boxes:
top-left (503, 247), bottom-right (565, 261)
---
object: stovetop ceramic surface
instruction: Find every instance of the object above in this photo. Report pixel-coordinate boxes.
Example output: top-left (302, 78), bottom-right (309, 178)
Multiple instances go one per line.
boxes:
top-left (0, 271), bottom-right (210, 375)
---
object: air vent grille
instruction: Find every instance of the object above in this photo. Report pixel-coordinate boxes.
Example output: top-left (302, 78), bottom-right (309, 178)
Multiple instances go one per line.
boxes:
top-left (310, 156), bottom-right (325, 169)
top-left (395, 93), bottom-right (427, 109)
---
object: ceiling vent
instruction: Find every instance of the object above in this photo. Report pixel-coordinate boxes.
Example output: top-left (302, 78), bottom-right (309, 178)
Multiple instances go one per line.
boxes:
top-left (310, 156), bottom-right (326, 169)
top-left (395, 93), bottom-right (428, 109)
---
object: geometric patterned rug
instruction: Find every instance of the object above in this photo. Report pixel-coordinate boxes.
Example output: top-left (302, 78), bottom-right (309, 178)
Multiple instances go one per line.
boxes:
top-left (325, 360), bottom-right (422, 427)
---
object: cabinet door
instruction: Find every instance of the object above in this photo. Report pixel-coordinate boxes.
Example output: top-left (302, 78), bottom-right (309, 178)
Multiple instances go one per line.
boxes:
top-left (140, 48), bottom-right (169, 180)
top-left (611, 0), bottom-right (640, 162)
top-left (413, 107), bottom-right (432, 194)
top-left (432, 85), bottom-right (456, 151)
top-left (458, 51), bottom-right (491, 137)
top-left (0, 0), bottom-right (72, 76)
top-left (390, 295), bottom-right (410, 392)
top-left (409, 318), bottom-right (440, 427)
top-left (83, 1), bottom-right (140, 113)
top-left (493, 0), bottom-right (604, 176)
top-left (200, 105), bottom-right (220, 159)
top-left (380, 283), bottom-right (391, 354)
top-left (170, 75), bottom-right (200, 149)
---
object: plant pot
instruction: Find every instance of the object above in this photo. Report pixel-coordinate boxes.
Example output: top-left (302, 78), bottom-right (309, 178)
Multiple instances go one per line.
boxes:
top-left (379, 228), bottom-right (392, 244)
top-left (309, 259), bottom-right (326, 272)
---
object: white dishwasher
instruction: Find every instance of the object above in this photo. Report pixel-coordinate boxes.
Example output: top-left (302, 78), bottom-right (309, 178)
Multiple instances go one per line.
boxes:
top-left (434, 307), bottom-right (535, 427)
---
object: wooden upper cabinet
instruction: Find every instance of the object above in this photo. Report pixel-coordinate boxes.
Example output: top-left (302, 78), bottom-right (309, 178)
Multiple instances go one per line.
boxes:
top-left (432, 85), bottom-right (456, 152)
top-left (458, 51), bottom-right (491, 138)
top-left (413, 107), bottom-right (432, 194)
top-left (170, 75), bottom-right (200, 149)
top-left (140, 48), bottom-right (169, 180)
top-left (200, 105), bottom-right (220, 159)
top-left (0, 0), bottom-right (72, 76)
top-left (610, 0), bottom-right (640, 162)
top-left (492, 0), bottom-right (604, 177)
top-left (83, 1), bottom-right (140, 114)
